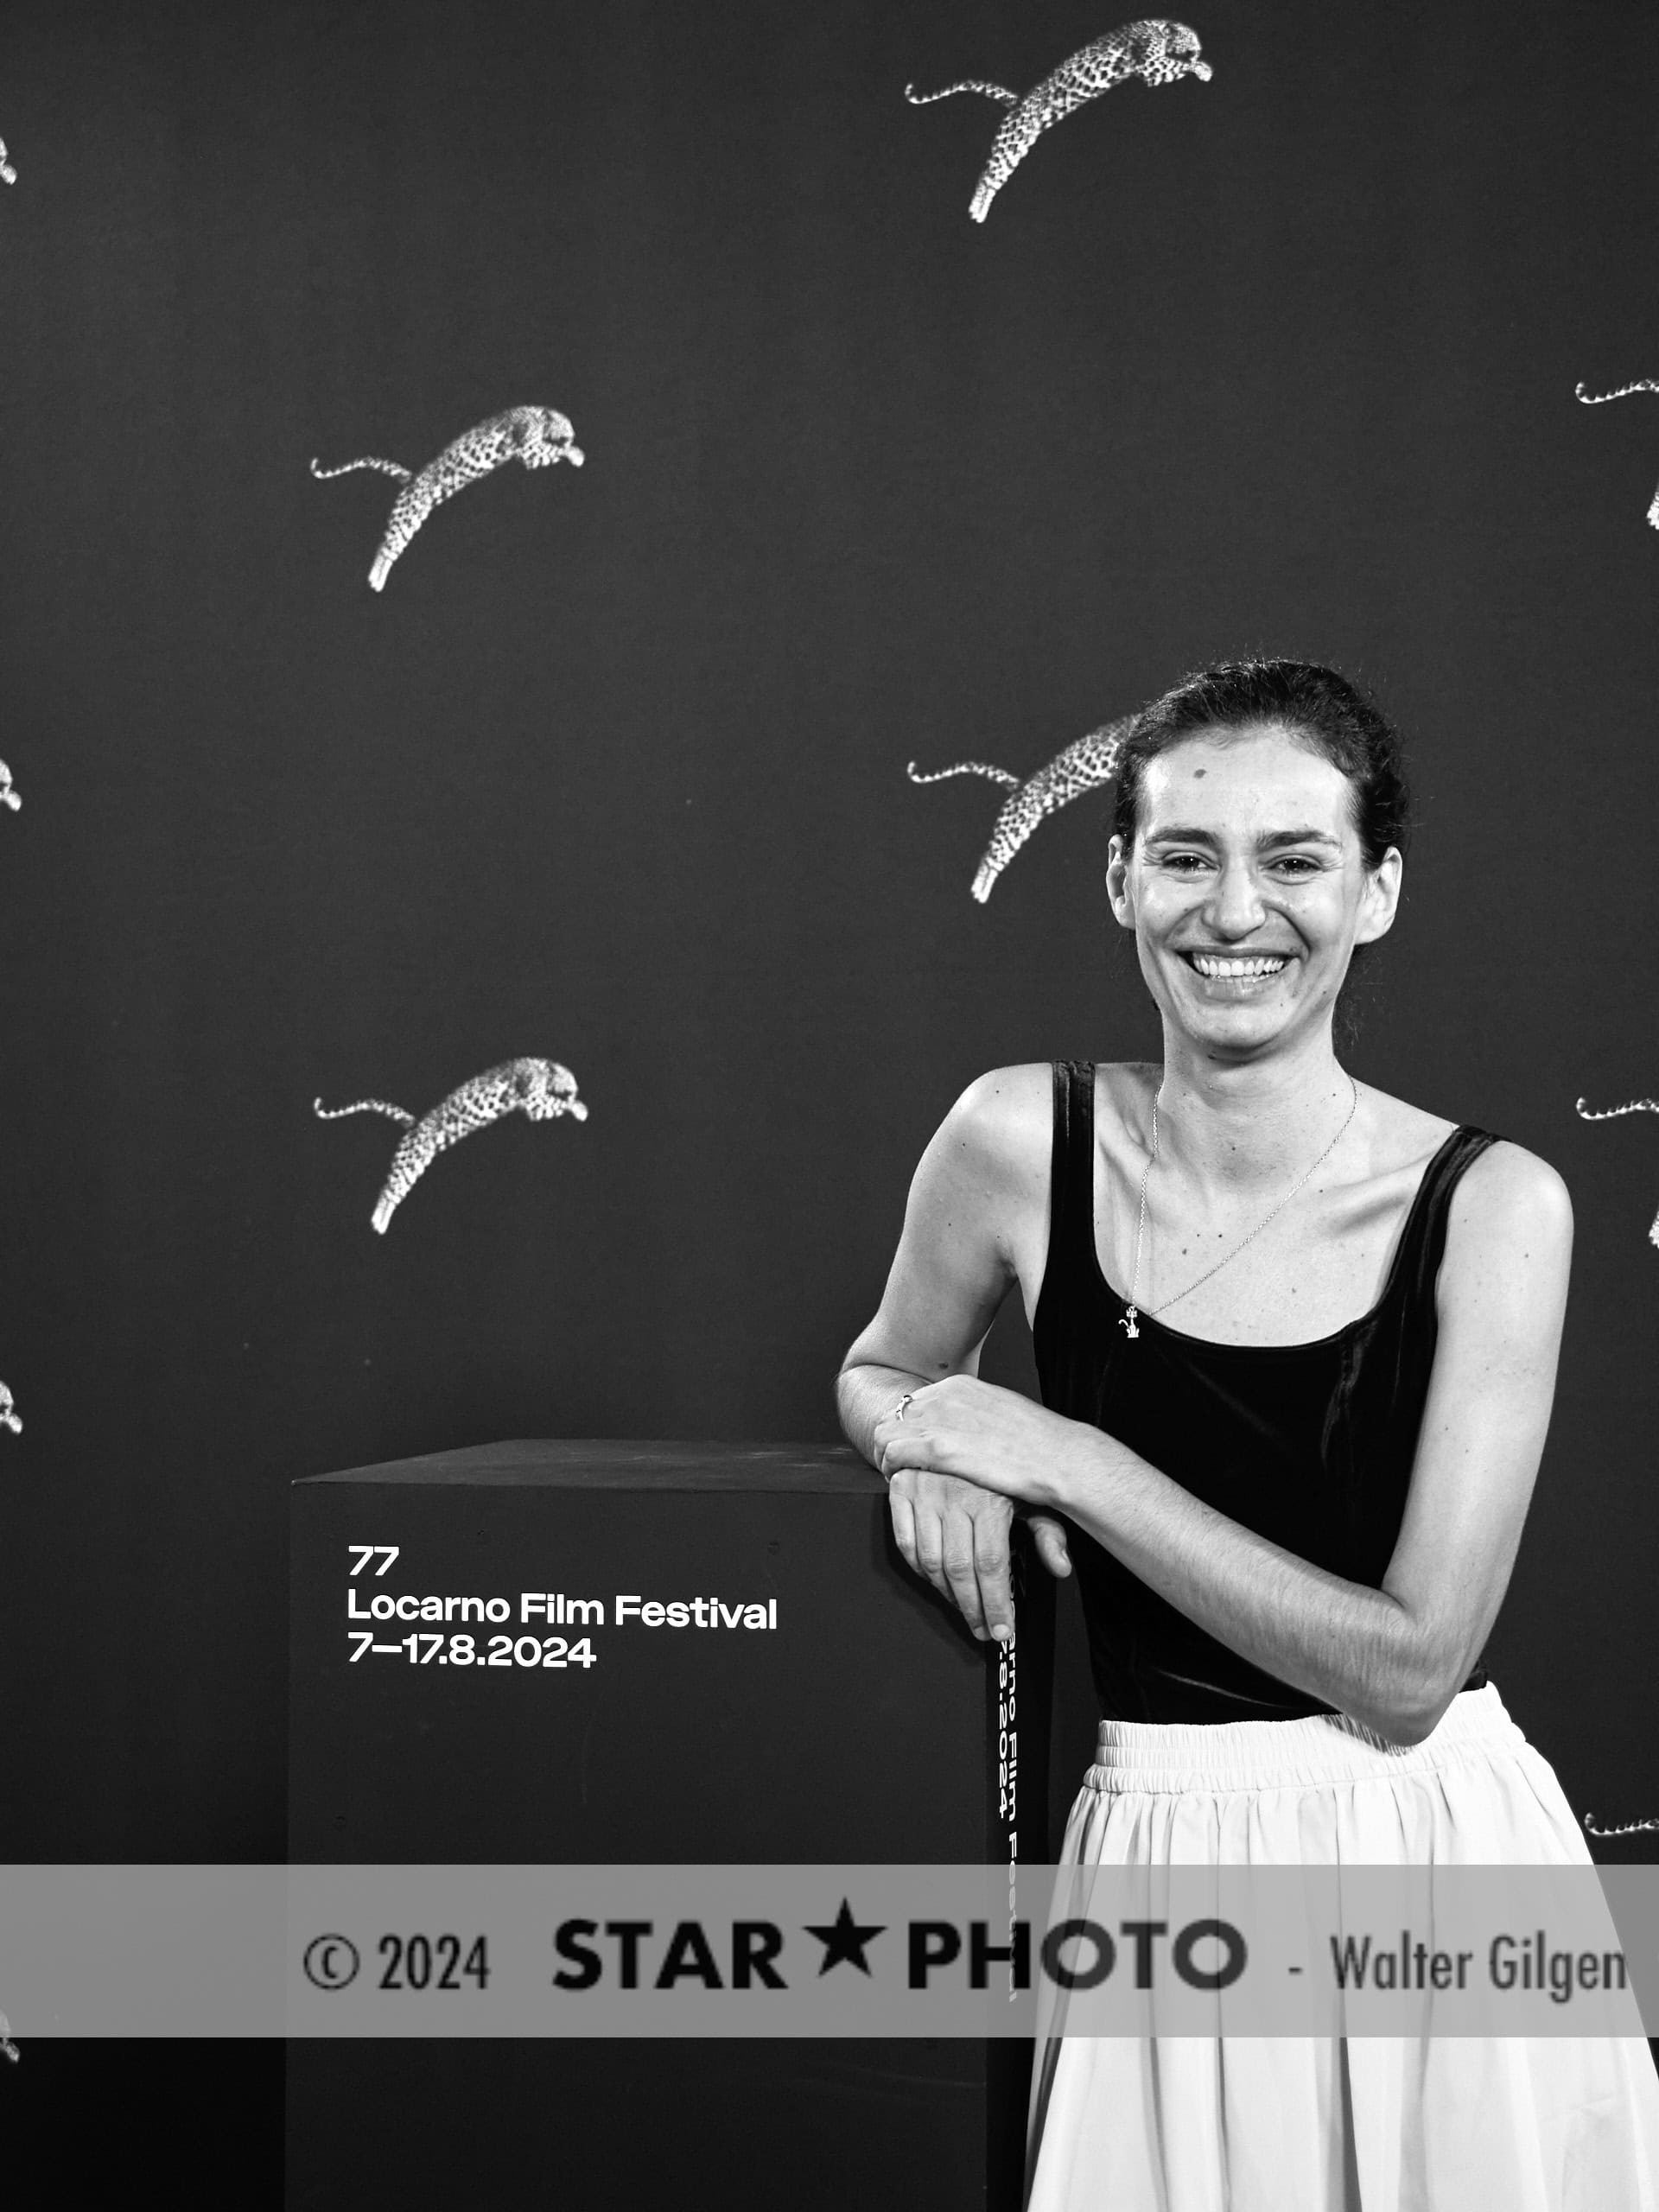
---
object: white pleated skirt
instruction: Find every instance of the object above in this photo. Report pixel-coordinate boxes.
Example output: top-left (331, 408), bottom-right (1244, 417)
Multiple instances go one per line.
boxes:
top-left (1025, 1683), bottom-right (1659, 2212)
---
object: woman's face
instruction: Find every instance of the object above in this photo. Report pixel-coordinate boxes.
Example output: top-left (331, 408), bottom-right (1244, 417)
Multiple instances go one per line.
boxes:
top-left (1105, 722), bottom-right (1402, 1062)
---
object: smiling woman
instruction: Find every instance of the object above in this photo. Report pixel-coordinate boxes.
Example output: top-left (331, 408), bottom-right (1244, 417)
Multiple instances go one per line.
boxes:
top-left (835, 658), bottom-right (1659, 2211)
top-left (1116, 658), bottom-right (1411, 1058)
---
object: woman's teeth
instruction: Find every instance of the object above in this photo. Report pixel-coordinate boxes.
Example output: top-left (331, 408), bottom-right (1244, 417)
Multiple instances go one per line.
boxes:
top-left (1187, 954), bottom-right (1287, 979)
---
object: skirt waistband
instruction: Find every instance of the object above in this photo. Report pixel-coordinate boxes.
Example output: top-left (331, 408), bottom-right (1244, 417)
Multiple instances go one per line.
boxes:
top-left (1084, 1682), bottom-right (1526, 1795)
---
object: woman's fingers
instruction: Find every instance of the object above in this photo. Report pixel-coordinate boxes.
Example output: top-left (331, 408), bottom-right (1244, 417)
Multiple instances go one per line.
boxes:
top-left (887, 1491), bottom-right (918, 1573)
top-left (1027, 1512), bottom-right (1073, 1580)
top-left (973, 1504), bottom-right (1015, 1642)
top-left (899, 1479), bottom-right (1014, 1641)
top-left (941, 1517), bottom-right (988, 1637)
top-left (884, 1466), bottom-right (1022, 1642)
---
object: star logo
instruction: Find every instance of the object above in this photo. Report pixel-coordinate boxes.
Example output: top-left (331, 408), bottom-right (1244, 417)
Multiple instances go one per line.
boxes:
top-left (802, 1898), bottom-right (886, 1977)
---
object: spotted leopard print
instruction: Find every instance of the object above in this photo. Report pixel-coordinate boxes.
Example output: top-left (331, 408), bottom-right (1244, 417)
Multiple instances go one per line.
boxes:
top-left (315, 1058), bottom-right (588, 1232)
top-left (1576, 1096), bottom-right (1659, 1249)
top-left (311, 404), bottom-right (584, 590)
top-left (1577, 379), bottom-right (1659, 528)
top-left (1583, 1810), bottom-right (1659, 1837)
top-left (908, 714), bottom-right (1135, 900)
top-left (906, 19), bottom-right (1212, 222)
top-left (0, 761), bottom-right (19, 813)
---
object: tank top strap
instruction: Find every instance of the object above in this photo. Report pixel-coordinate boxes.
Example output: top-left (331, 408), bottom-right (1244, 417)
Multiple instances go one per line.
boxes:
top-left (1389, 1124), bottom-right (1502, 1316)
top-left (1046, 1059), bottom-right (1102, 1286)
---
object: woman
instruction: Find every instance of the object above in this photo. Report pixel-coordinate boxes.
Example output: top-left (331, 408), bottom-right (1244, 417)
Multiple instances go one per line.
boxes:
top-left (836, 659), bottom-right (1659, 2210)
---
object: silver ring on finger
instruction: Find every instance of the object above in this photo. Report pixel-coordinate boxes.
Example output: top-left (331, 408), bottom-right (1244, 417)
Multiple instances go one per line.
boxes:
top-left (894, 1391), bottom-right (915, 1422)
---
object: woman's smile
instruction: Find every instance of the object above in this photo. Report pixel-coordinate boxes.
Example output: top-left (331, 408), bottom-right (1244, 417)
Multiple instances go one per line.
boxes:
top-left (1180, 950), bottom-right (1293, 988)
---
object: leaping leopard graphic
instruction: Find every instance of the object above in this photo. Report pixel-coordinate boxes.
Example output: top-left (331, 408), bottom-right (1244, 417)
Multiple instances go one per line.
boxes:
top-left (906, 19), bottom-right (1212, 223)
top-left (1576, 380), bottom-right (1659, 529)
top-left (908, 715), bottom-right (1135, 899)
top-left (315, 1058), bottom-right (588, 1232)
top-left (1576, 1095), bottom-right (1659, 1248)
top-left (311, 404), bottom-right (584, 590)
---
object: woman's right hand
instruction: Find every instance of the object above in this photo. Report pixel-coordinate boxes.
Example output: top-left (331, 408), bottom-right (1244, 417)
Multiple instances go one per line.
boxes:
top-left (886, 1465), bottom-right (1071, 1641)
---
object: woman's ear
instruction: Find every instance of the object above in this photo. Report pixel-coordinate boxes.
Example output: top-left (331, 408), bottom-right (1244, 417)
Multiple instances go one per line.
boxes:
top-left (1354, 845), bottom-right (1403, 945)
top-left (1106, 834), bottom-right (1135, 929)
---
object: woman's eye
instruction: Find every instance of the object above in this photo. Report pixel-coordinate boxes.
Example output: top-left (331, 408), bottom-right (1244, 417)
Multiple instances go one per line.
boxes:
top-left (1154, 852), bottom-right (1322, 877)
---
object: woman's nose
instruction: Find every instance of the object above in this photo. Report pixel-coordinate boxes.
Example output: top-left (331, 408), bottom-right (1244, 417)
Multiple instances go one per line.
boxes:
top-left (1204, 859), bottom-right (1267, 937)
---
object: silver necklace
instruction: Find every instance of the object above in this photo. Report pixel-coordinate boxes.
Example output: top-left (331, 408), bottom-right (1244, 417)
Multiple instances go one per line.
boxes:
top-left (1120, 1077), bottom-right (1360, 1339)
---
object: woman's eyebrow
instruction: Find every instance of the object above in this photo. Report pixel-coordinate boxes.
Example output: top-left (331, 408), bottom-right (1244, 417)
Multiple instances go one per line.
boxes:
top-left (1144, 824), bottom-right (1343, 849)
top-left (1258, 827), bottom-right (1343, 850)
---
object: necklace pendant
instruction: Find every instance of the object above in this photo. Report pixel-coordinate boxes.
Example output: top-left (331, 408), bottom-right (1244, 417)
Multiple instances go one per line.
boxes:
top-left (1120, 1306), bottom-right (1140, 1340)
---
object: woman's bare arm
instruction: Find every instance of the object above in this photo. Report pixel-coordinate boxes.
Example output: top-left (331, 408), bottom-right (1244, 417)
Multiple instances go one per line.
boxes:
top-left (836, 1067), bottom-right (1073, 1640)
top-left (873, 1142), bottom-right (1570, 1742)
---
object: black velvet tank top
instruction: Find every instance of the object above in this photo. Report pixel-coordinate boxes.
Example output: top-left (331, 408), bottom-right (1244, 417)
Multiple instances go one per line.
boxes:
top-left (1033, 1060), bottom-right (1494, 1725)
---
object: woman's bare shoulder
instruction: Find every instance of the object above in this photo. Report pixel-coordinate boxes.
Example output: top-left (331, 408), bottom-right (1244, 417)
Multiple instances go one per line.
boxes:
top-left (1425, 1139), bottom-right (1575, 1344)
top-left (950, 1058), bottom-right (1154, 1143)
top-left (944, 1063), bottom-right (1055, 1174)
top-left (1452, 1138), bottom-right (1573, 1244)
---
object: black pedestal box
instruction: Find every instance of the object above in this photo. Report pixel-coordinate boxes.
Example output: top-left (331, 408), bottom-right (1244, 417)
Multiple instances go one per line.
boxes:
top-left (288, 1440), bottom-right (1055, 2211)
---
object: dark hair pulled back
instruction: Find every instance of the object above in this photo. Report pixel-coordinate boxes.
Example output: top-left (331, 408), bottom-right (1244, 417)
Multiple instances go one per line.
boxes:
top-left (1111, 658), bottom-right (1410, 870)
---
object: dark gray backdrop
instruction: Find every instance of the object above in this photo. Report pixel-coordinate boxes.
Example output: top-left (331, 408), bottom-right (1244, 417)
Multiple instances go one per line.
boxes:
top-left (1, 0), bottom-right (1656, 1870)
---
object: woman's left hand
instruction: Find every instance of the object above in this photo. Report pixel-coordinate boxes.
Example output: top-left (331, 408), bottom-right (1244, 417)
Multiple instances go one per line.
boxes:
top-left (872, 1375), bottom-right (1084, 1507)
